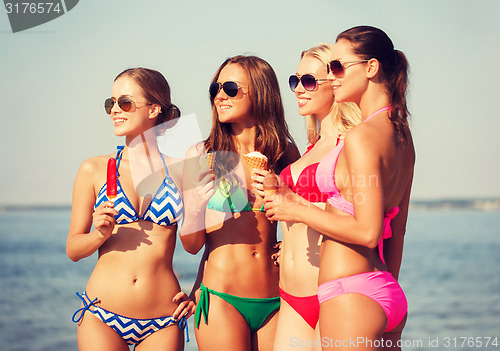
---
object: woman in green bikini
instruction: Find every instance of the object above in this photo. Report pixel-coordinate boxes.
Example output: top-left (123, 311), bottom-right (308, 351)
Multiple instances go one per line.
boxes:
top-left (180, 55), bottom-right (299, 351)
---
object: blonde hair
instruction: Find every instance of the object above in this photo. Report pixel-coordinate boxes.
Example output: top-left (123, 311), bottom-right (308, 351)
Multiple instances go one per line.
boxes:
top-left (300, 44), bottom-right (362, 144)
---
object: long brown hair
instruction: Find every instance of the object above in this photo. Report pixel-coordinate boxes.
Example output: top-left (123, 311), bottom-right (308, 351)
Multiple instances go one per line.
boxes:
top-left (115, 67), bottom-right (180, 135)
top-left (204, 55), bottom-right (297, 176)
top-left (337, 26), bottom-right (410, 145)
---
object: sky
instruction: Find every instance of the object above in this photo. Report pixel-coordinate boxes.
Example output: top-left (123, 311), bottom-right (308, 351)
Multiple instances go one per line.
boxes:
top-left (0, 0), bottom-right (499, 205)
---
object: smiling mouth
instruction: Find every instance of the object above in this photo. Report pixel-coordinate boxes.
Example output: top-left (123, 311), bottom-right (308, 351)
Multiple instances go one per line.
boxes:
top-left (113, 118), bottom-right (127, 125)
top-left (219, 105), bottom-right (231, 110)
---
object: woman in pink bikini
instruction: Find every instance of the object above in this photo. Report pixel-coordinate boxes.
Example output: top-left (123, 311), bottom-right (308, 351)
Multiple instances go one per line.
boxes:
top-left (254, 44), bottom-right (360, 350)
top-left (264, 26), bottom-right (415, 350)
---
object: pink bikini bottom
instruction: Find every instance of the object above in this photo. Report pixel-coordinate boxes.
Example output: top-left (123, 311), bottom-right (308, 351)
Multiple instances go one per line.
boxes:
top-left (318, 271), bottom-right (407, 332)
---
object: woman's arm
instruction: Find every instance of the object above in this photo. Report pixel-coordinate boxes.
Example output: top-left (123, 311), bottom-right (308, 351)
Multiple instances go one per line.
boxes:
top-left (179, 144), bottom-right (214, 255)
top-left (265, 128), bottom-right (385, 248)
top-left (66, 158), bottom-right (117, 262)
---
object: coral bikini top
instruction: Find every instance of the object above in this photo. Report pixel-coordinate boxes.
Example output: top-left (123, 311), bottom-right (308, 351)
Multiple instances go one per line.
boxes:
top-left (280, 143), bottom-right (329, 204)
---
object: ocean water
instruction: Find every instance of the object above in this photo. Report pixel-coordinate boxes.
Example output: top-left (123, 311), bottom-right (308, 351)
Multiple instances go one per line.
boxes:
top-left (0, 208), bottom-right (499, 351)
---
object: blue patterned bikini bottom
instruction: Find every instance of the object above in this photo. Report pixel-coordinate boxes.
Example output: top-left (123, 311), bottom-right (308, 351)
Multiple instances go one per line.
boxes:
top-left (72, 291), bottom-right (189, 345)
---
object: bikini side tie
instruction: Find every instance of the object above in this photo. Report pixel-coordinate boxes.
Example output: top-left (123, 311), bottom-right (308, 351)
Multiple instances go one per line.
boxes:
top-left (378, 206), bottom-right (400, 264)
top-left (177, 316), bottom-right (190, 342)
top-left (72, 291), bottom-right (98, 323)
top-left (195, 283), bottom-right (210, 328)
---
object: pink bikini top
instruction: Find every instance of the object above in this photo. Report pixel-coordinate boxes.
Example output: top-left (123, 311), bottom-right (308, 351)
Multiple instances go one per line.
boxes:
top-left (280, 143), bottom-right (330, 204)
top-left (315, 106), bottom-right (399, 264)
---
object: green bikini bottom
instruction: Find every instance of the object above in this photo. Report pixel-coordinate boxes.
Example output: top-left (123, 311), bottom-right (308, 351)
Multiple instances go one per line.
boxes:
top-left (194, 282), bottom-right (280, 332)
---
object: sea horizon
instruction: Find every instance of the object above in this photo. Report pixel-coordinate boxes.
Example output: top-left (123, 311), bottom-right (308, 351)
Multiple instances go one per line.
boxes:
top-left (2, 197), bottom-right (500, 212)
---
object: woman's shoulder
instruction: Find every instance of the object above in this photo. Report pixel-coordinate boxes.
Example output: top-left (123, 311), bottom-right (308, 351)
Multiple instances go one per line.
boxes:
top-left (185, 141), bottom-right (206, 158)
top-left (343, 123), bottom-right (377, 150)
top-left (78, 154), bottom-right (113, 174)
top-left (344, 113), bottom-right (398, 148)
top-left (74, 154), bottom-right (113, 188)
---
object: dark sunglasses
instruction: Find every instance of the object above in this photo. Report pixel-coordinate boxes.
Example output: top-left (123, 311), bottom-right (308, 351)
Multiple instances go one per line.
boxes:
top-left (104, 96), bottom-right (151, 114)
top-left (327, 60), bottom-right (370, 77)
top-left (288, 74), bottom-right (328, 92)
top-left (209, 81), bottom-right (246, 100)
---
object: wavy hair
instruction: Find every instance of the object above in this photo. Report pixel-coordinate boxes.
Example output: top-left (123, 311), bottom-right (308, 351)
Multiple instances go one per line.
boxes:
top-left (204, 55), bottom-right (297, 178)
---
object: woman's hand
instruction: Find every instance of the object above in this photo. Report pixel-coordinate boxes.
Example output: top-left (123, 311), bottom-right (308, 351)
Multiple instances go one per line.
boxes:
top-left (190, 169), bottom-right (215, 215)
top-left (251, 168), bottom-right (270, 198)
top-left (92, 201), bottom-right (117, 239)
top-left (271, 241), bottom-right (282, 266)
top-left (197, 169), bottom-right (215, 201)
top-left (172, 291), bottom-right (196, 320)
top-left (264, 178), bottom-right (310, 223)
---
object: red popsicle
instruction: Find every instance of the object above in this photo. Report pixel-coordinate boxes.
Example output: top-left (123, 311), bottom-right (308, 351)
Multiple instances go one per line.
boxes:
top-left (107, 158), bottom-right (117, 199)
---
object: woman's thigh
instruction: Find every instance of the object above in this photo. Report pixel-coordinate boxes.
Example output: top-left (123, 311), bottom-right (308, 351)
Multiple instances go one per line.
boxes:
top-left (252, 307), bottom-right (279, 351)
top-left (319, 293), bottom-right (387, 351)
top-left (195, 294), bottom-right (252, 351)
top-left (273, 300), bottom-right (321, 351)
top-left (77, 312), bottom-right (129, 351)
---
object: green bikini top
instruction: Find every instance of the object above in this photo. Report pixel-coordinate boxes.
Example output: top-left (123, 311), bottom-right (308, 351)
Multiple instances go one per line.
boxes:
top-left (206, 179), bottom-right (265, 213)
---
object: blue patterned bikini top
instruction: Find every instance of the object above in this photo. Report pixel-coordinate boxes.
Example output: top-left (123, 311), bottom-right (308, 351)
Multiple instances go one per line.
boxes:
top-left (94, 146), bottom-right (183, 226)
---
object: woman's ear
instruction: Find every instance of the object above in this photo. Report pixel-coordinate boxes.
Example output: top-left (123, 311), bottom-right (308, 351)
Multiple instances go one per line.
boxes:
top-left (149, 104), bottom-right (162, 120)
top-left (366, 58), bottom-right (380, 79)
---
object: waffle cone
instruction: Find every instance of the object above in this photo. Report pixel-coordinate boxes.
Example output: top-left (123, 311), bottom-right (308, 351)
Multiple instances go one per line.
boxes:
top-left (207, 153), bottom-right (214, 172)
top-left (199, 153), bottom-right (215, 174)
top-left (243, 155), bottom-right (268, 174)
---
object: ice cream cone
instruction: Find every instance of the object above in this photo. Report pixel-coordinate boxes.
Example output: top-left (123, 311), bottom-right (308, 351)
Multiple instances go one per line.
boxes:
top-left (243, 152), bottom-right (268, 176)
top-left (200, 152), bottom-right (215, 174)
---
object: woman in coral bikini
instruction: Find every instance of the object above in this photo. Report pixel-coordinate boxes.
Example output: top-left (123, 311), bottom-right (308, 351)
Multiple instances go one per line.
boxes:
top-left (180, 55), bottom-right (299, 351)
top-left (253, 44), bottom-right (360, 351)
top-left (264, 26), bottom-right (415, 351)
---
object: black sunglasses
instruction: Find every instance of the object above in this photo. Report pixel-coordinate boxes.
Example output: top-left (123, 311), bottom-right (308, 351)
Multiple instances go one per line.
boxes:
top-left (288, 74), bottom-right (329, 92)
top-left (209, 81), bottom-right (247, 100)
top-left (104, 96), bottom-right (151, 114)
top-left (327, 60), bottom-right (370, 77)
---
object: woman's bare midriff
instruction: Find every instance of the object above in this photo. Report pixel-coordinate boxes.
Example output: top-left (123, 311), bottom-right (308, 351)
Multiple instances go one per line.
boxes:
top-left (278, 202), bottom-right (325, 296)
top-left (318, 205), bottom-right (386, 285)
top-left (202, 210), bottom-right (279, 298)
top-left (85, 222), bottom-right (181, 318)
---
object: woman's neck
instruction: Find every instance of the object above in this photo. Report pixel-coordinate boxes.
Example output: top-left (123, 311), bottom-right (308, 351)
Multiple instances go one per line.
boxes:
top-left (358, 84), bottom-right (390, 121)
top-left (232, 123), bottom-right (257, 155)
top-left (317, 109), bottom-right (339, 138)
top-left (121, 129), bottom-right (162, 170)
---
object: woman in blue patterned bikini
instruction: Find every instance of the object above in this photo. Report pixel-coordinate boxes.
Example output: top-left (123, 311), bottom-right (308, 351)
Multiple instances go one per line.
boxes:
top-left (180, 55), bottom-right (299, 351)
top-left (67, 68), bottom-right (194, 351)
